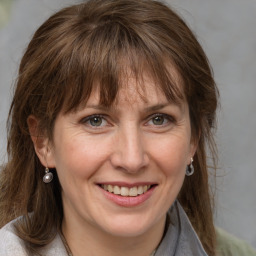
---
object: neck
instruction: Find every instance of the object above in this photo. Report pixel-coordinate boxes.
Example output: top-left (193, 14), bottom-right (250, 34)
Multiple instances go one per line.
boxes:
top-left (62, 214), bottom-right (166, 256)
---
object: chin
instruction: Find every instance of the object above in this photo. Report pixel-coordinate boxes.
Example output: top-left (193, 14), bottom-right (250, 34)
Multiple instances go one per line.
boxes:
top-left (97, 214), bottom-right (160, 238)
top-left (105, 225), bottom-right (150, 238)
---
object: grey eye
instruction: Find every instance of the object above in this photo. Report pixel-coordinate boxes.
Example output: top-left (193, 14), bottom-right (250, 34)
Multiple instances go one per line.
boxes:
top-left (89, 117), bottom-right (103, 126)
top-left (152, 116), bottom-right (165, 125)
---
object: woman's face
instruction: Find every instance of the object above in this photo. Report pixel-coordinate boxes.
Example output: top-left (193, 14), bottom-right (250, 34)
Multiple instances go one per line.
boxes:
top-left (46, 73), bottom-right (196, 238)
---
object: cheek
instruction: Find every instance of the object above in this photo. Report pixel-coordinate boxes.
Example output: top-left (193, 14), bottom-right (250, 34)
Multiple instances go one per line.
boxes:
top-left (53, 135), bottom-right (112, 180)
top-left (148, 135), bottom-right (190, 177)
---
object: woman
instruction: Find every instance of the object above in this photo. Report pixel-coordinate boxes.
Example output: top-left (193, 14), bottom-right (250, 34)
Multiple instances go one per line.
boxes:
top-left (0, 0), bottom-right (225, 255)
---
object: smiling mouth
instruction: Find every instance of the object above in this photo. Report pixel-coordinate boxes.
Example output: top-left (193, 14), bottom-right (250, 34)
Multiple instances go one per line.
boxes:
top-left (99, 184), bottom-right (155, 197)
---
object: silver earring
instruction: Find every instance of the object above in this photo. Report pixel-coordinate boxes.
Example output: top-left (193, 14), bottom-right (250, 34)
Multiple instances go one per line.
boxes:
top-left (43, 167), bottom-right (53, 183)
top-left (186, 158), bottom-right (194, 176)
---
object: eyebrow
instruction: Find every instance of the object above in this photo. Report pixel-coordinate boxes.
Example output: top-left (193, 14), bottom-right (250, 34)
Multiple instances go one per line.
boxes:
top-left (85, 104), bottom-right (112, 111)
top-left (144, 103), bottom-right (173, 112)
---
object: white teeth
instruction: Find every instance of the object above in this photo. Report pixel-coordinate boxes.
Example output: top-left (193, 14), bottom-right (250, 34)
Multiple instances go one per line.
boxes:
top-left (137, 186), bottom-right (143, 195)
top-left (101, 184), bottom-right (152, 197)
top-left (113, 185), bottom-right (120, 195)
top-left (108, 185), bottom-right (113, 193)
top-left (129, 187), bottom-right (138, 197)
top-left (120, 187), bottom-right (129, 196)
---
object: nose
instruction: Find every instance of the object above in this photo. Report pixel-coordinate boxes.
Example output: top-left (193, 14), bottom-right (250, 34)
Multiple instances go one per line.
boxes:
top-left (110, 126), bottom-right (149, 174)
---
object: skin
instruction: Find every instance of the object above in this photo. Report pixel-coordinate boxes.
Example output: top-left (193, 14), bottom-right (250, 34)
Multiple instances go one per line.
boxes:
top-left (29, 72), bottom-right (196, 256)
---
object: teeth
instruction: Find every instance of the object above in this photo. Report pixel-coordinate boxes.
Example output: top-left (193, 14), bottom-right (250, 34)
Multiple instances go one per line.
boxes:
top-left (129, 187), bottom-right (138, 197)
top-left (101, 184), bottom-right (152, 197)
top-left (120, 187), bottom-right (129, 196)
top-left (137, 186), bottom-right (143, 195)
top-left (108, 185), bottom-right (113, 193)
top-left (113, 185), bottom-right (120, 195)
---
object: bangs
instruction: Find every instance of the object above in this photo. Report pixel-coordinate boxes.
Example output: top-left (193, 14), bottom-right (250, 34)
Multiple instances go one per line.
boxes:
top-left (59, 18), bottom-right (185, 113)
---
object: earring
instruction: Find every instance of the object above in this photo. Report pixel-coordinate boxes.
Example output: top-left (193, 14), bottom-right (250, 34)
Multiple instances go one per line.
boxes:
top-left (43, 167), bottom-right (53, 183)
top-left (186, 158), bottom-right (194, 176)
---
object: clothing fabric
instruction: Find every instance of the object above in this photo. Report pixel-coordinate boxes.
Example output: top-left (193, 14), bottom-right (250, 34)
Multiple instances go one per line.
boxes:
top-left (216, 227), bottom-right (256, 256)
top-left (0, 222), bottom-right (67, 256)
top-left (154, 201), bottom-right (208, 256)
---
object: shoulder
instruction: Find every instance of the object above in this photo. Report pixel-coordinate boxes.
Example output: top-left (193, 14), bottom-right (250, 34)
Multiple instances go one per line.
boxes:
top-left (0, 218), bottom-right (28, 256)
top-left (216, 227), bottom-right (256, 256)
top-left (0, 218), bottom-right (68, 256)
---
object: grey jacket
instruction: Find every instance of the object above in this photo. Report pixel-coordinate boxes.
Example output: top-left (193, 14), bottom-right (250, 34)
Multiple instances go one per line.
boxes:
top-left (0, 201), bottom-right (208, 256)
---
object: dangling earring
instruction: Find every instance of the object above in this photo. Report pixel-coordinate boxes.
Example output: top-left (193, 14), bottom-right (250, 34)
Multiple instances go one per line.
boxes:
top-left (43, 167), bottom-right (53, 183)
top-left (186, 158), bottom-right (194, 176)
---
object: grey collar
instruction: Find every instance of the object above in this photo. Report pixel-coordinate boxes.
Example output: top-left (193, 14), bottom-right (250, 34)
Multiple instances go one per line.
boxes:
top-left (155, 201), bottom-right (208, 256)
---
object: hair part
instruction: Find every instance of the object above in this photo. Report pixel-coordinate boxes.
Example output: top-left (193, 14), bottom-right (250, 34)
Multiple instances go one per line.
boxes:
top-left (0, 1), bottom-right (219, 255)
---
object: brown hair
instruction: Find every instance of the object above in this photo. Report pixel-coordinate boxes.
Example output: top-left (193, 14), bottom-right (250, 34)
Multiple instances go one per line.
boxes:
top-left (0, 0), bottom-right (218, 255)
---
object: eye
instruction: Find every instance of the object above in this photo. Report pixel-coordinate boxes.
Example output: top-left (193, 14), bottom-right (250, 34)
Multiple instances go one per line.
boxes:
top-left (152, 115), bottom-right (165, 125)
top-left (81, 115), bottom-right (108, 128)
top-left (147, 113), bottom-right (174, 126)
top-left (89, 116), bottom-right (103, 127)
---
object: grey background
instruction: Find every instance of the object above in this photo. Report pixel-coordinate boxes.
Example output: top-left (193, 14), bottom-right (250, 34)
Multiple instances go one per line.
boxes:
top-left (0, 0), bottom-right (255, 248)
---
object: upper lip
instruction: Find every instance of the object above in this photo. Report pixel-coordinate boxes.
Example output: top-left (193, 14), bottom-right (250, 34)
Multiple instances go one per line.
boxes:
top-left (97, 182), bottom-right (157, 188)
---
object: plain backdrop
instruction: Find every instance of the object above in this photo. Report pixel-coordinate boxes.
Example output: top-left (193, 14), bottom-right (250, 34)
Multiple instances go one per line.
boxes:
top-left (0, 0), bottom-right (255, 248)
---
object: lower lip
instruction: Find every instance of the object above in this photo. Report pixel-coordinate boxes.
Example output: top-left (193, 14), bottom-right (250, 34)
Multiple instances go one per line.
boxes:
top-left (100, 186), bottom-right (156, 207)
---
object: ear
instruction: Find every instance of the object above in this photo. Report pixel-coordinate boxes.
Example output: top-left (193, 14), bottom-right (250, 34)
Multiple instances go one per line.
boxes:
top-left (187, 135), bottom-right (199, 165)
top-left (27, 115), bottom-right (55, 168)
top-left (189, 142), bottom-right (197, 162)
